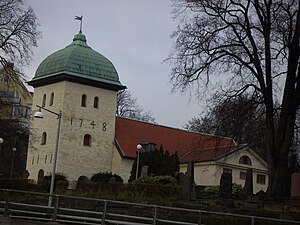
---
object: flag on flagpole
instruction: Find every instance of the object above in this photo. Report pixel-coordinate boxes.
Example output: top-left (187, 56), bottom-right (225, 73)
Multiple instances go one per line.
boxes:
top-left (75, 15), bottom-right (83, 21)
top-left (75, 15), bottom-right (83, 32)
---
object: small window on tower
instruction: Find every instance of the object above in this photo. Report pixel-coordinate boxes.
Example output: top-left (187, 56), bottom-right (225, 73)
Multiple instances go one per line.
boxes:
top-left (42, 94), bottom-right (46, 107)
top-left (50, 92), bottom-right (54, 106)
top-left (83, 134), bottom-right (91, 147)
top-left (81, 94), bottom-right (87, 107)
top-left (41, 132), bottom-right (47, 145)
top-left (94, 97), bottom-right (99, 108)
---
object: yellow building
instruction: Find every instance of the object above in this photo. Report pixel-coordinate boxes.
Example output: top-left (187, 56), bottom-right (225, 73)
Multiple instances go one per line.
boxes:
top-left (0, 63), bottom-right (32, 123)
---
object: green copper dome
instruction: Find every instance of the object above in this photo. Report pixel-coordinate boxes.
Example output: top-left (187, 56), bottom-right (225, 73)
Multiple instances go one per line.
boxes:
top-left (29, 32), bottom-right (125, 90)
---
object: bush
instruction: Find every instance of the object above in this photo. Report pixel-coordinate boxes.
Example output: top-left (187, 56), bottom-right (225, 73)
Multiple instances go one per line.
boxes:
top-left (232, 183), bottom-right (242, 194)
top-left (91, 172), bottom-right (123, 183)
top-left (202, 183), bottom-right (243, 198)
top-left (204, 185), bottom-right (219, 193)
top-left (43, 173), bottom-right (68, 182)
top-left (132, 175), bottom-right (177, 185)
top-left (43, 173), bottom-right (69, 193)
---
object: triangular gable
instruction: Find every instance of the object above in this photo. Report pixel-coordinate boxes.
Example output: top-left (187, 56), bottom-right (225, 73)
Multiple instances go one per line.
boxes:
top-left (215, 146), bottom-right (268, 170)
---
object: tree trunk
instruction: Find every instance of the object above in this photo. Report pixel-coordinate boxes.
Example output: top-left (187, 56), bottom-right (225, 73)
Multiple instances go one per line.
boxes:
top-left (268, 1), bottom-right (300, 198)
top-left (269, 114), bottom-right (295, 197)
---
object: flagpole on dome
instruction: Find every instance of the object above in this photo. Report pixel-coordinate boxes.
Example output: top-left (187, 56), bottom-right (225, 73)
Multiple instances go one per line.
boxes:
top-left (75, 15), bottom-right (83, 33)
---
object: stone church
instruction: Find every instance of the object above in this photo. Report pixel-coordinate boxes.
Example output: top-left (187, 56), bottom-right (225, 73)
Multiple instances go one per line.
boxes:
top-left (26, 30), bottom-right (269, 193)
top-left (26, 30), bottom-right (126, 182)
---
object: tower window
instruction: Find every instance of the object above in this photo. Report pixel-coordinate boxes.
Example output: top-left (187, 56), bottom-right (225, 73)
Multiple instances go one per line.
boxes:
top-left (94, 96), bottom-right (99, 108)
top-left (81, 94), bottom-right (87, 107)
top-left (42, 94), bottom-right (46, 107)
top-left (50, 92), bottom-right (54, 106)
top-left (83, 134), bottom-right (91, 146)
top-left (41, 132), bottom-right (47, 145)
top-left (239, 155), bottom-right (252, 166)
top-left (38, 169), bottom-right (44, 184)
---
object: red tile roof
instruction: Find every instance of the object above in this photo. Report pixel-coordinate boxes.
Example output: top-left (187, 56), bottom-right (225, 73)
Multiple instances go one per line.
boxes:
top-left (179, 145), bottom-right (243, 163)
top-left (115, 117), bottom-right (237, 162)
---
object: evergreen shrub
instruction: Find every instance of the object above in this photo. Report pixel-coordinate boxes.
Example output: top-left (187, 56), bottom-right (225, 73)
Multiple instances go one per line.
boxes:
top-left (132, 175), bottom-right (177, 185)
top-left (91, 172), bottom-right (123, 183)
top-left (43, 173), bottom-right (69, 193)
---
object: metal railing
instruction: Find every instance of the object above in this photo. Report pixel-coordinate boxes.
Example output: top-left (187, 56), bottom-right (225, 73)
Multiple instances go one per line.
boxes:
top-left (0, 188), bottom-right (300, 225)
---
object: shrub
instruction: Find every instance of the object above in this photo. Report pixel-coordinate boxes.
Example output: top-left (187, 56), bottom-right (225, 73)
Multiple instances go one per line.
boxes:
top-left (132, 175), bottom-right (177, 185)
top-left (91, 172), bottom-right (123, 183)
top-left (43, 173), bottom-right (69, 193)
top-left (204, 185), bottom-right (219, 194)
top-left (232, 183), bottom-right (242, 194)
top-left (43, 173), bottom-right (68, 182)
top-left (202, 183), bottom-right (243, 198)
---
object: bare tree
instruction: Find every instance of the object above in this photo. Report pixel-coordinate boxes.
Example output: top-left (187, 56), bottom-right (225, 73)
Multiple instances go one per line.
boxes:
top-left (0, 0), bottom-right (40, 177)
top-left (168, 0), bottom-right (300, 197)
top-left (185, 94), bottom-right (267, 158)
top-left (0, 0), bottom-right (41, 68)
top-left (117, 90), bottom-right (156, 123)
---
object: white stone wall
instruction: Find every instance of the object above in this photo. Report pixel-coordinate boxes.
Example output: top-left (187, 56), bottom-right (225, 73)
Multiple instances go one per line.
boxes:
top-left (26, 81), bottom-right (118, 181)
top-left (111, 147), bottom-right (134, 182)
top-left (27, 82), bottom-right (66, 180)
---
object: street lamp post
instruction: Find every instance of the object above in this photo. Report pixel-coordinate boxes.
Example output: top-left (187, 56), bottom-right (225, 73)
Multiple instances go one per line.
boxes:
top-left (34, 105), bottom-right (62, 207)
top-left (135, 144), bottom-right (143, 180)
top-left (0, 138), bottom-right (3, 155)
top-left (9, 148), bottom-right (17, 185)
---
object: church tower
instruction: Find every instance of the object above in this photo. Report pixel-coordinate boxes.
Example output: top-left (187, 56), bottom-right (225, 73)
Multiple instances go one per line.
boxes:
top-left (26, 30), bottom-right (126, 182)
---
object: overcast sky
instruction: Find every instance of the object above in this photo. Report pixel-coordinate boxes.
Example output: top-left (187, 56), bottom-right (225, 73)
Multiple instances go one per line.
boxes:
top-left (24, 0), bottom-right (205, 128)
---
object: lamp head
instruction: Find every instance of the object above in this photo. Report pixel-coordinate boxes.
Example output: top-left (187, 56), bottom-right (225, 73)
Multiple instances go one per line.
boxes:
top-left (137, 144), bottom-right (142, 150)
top-left (0, 138), bottom-right (3, 144)
top-left (12, 147), bottom-right (16, 152)
top-left (34, 110), bottom-right (44, 119)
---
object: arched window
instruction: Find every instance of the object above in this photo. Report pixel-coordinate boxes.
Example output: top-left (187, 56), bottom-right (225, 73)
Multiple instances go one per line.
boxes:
top-left (81, 94), bottom-right (87, 107)
top-left (94, 96), bottom-right (99, 108)
top-left (38, 169), bottom-right (44, 184)
top-left (41, 132), bottom-right (47, 145)
top-left (49, 92), bottom-right (54, 106)
top-left (83, 134), bottom-right (91, 146)
top-left (239, 155), bottom-right (252, 166)
top-left (42, 94), bottom-right (46, 107)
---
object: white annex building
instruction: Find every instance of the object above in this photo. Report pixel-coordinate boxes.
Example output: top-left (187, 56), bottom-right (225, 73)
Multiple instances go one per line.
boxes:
top-left (26, 30), bottom-right (269, 193)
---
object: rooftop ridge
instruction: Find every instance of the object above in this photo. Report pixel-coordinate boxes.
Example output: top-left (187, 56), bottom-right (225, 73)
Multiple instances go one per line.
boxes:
top-left (190, 143), bottom-right (246, 152)
top-left (179, 144), bottom-right (247, 161)
top-left (179, 144), bottom-right (239, 159)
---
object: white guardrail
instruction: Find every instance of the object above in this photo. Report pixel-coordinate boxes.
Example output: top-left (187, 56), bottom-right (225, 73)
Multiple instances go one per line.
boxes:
top-left (0, 188), bottom-right (300, 225)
